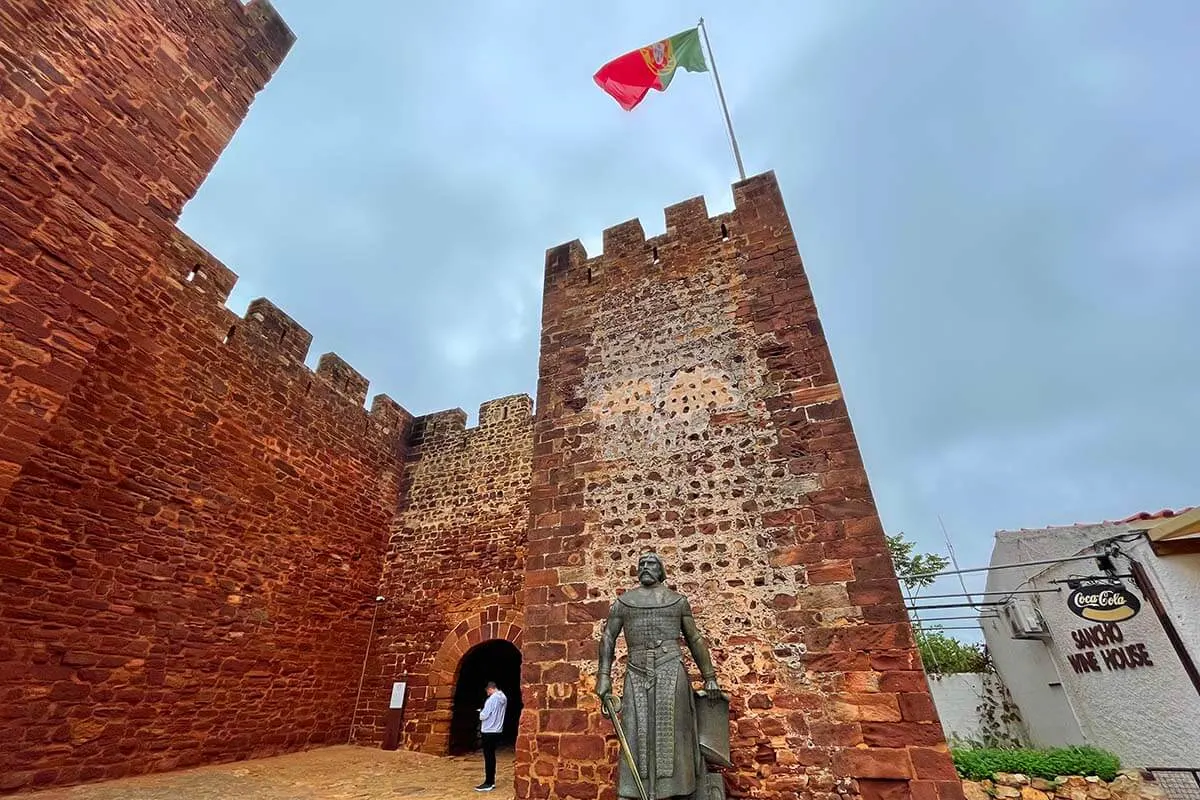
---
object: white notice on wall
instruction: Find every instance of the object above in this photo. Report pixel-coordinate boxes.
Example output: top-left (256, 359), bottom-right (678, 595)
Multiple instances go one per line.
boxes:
top-left (389, 681), bottom-right (407, 709)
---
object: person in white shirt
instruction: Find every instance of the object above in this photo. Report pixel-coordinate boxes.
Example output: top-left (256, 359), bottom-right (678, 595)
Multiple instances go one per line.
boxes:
top-left (475, 681), bottom-right (507, 792)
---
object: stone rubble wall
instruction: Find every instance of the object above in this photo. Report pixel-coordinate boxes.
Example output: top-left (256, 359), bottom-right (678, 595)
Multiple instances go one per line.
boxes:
top-left (516, 172), bottom-right (959, 800)
top-left (355, 396), bottom-right (534, 752)
top-left (963, 772), bottom-right (1168, 800)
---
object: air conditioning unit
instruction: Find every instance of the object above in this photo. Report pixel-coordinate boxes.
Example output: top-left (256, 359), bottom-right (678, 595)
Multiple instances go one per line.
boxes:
top-left (1003, 597), bottom-right (1051, 640)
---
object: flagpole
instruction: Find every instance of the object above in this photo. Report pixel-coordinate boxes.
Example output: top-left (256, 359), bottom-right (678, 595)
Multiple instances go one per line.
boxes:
top-left (698, 17), bottom-right (746, 181)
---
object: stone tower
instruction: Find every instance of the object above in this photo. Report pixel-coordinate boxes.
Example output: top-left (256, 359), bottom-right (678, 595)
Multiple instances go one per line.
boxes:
top-left (516, 173), bottom-right (959, 800)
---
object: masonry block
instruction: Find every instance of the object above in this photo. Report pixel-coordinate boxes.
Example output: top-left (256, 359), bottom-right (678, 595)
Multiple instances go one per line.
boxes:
top-left (479, 394), bottom-right (534, 427)
top-left (663, 195), bottom-right (711, 235)
top-left (409, 408), bottom-right (468, 446)
top-left (544, 240), bottom-right (589, 288)
top-left (601, 218), bottom-right (646, 259)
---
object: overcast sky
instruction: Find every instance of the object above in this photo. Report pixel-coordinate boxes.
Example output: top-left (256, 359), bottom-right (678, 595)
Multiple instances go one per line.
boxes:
top-left (181, 1), bottom-right (1198, 606)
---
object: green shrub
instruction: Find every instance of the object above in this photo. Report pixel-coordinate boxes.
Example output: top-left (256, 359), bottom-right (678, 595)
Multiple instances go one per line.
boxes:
top-left (917, 629), bottom-right (989, 674)
top-left (951, 746), bottom-right (1120, 781)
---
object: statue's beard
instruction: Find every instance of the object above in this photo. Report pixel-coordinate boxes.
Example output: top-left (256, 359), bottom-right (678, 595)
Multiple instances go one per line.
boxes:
top-left (639, 571), bottom-right (657, 585)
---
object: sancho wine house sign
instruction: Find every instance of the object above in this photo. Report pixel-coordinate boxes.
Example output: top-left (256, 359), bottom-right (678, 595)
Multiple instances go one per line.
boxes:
top-left (1064, 580), bottom-right (1153, 676)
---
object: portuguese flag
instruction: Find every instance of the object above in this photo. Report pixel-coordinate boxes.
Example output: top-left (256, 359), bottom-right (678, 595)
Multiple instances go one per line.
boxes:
top-left (594, 27), bottom-right (709, 111)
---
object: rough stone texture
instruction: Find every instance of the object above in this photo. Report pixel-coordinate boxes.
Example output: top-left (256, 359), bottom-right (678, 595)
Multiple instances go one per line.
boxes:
top-left (355, 396), bottom-right (533, 752)
top-left (0, 0), bottom-right (293, 507)
top-left (515, 172), bottom-right (956, 800)
top-left (0, 227), bottom-right (411, 793)
top-left (962, 773), bottom-right (1167, 800)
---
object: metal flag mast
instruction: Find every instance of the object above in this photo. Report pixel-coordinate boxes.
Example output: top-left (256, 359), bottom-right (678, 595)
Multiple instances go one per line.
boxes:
top-left (698, 17), bottom-right (746, 180)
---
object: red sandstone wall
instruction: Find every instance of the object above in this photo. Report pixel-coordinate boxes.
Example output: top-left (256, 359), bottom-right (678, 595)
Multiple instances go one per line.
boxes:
top-left (356, 398), bottom-right (532, 752)
top-left (515, 173), bottom-right (960, 800)
top-left (0, 230), bottom-right (411, 794)
top-left (0, 0), bottom-right (293, 506)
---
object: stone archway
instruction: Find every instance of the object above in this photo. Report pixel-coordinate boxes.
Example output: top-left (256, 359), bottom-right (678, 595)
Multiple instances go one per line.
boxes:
top-left (424, 607), bottom-right (524, 755)
top-left (449, 639), bottom-right (523, 754)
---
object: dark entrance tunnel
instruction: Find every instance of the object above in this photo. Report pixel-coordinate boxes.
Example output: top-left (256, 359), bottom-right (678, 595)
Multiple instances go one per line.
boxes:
top-left (449, 639), bottom-right (523, 754)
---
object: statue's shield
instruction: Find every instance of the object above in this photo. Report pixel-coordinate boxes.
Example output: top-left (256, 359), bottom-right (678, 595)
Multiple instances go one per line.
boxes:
top-left (695, 692), bottom-right (733, 768)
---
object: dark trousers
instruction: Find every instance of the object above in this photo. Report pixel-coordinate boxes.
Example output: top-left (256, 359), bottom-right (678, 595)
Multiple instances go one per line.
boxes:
top-left (481, 732), bottom-right (501, 785)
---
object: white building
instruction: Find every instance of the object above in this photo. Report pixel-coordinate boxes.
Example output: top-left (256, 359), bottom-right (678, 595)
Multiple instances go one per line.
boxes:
top-left (979, 507), bottom-right (1200, 768)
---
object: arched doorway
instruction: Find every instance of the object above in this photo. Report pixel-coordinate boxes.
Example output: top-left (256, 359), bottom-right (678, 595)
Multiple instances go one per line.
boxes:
top-left (449, 639), bottom-right (523, 755)
top-left (409, 606), bottom-right (524, 756)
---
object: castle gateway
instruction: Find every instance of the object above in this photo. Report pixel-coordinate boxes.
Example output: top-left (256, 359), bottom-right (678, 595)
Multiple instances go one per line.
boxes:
top-left (0, 3), bottom-right (955, 800)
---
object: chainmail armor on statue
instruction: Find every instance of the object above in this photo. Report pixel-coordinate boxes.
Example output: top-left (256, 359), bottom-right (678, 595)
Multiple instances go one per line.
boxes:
top-left (616, 596), bottom-right (686, 775)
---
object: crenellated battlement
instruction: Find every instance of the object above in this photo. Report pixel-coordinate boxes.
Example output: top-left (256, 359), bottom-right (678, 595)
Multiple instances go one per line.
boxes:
top-left (479, 394), bottom-right (534, 427)
top-left (544, 171), bottom-right (784, 288)
top-left (245, 298), bottom-right (313, 365)
top-left (407, 394), bottom-right (534, 448)
top-left (166, 232), bottom-right (239, 302)
top-left (163, 229), bottom-right (410, 430)
top-left (243, 0), bottom-right (296, 74)
top-left (317, 353), bottom-right (370, 406)
top-left (369, 395), bottom-right (409, 436)
top-left (408, 409), bottom-right (467, 446)
top-left (165, 230), bottom-right (391, 418)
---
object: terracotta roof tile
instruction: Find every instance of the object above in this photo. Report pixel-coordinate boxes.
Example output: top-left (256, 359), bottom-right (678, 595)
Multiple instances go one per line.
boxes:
top-left (1118, 507), bottom-right (1193, 524)
top-left (1004, 507), bottom-right (1194, 533)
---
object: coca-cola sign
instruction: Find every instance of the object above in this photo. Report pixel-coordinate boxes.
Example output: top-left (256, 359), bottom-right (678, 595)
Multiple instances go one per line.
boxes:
top-left (1066, 580), bottom-right (1140, 622)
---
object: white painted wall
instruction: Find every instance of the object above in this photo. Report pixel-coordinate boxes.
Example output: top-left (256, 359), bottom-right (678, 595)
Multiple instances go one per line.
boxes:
top-left (981, 525), bottom-right (1095, 749)
top-left (928, 673), bottom-right (1026, 746)
top-left (982, 523), bottom-right (1200, 768)
top-left (1146, 550), bottom-right (1200, 654)
top-left (980, 611), bottom-right (1086, 748)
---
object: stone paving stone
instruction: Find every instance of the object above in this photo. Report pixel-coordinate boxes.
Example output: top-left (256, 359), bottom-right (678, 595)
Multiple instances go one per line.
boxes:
top-left (21, 746), bottom-right (515, 800)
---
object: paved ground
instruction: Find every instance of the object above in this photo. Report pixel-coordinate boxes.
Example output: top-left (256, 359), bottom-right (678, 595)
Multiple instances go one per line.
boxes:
top-left (24, 746), bottom-right (515, 800)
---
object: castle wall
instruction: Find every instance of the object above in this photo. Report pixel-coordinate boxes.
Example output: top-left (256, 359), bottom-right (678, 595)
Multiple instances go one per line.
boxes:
top-left (0, 229), bottom-right (410, 794)
top-left (0, 0), bottom-right (292, 507)
top-left (2, 3), bottom-right (959, 797)
top-left (357, 396), bottom-right (533, 753)
top-left (515, 173), bottom-right (960, 800)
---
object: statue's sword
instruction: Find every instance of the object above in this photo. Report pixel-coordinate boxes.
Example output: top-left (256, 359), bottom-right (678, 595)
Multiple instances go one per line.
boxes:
top-left (646, 648), bottom-right (657, 800)
top-left (601, 694), bottom-right (650, 800)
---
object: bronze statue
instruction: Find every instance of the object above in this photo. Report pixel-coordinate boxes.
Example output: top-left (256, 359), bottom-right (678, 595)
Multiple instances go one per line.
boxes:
top-left (596, 553), bottom-right (729, 800)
